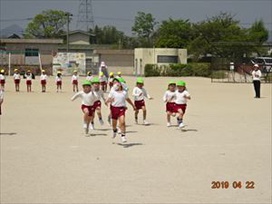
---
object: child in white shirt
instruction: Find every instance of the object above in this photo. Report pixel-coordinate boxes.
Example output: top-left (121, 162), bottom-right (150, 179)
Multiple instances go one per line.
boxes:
top-left (40, 70), bottom-right (48, 92)
top-left (163, 81), bottom-right (177, 127)
top-left (132, 77), bottom-right (153, 125)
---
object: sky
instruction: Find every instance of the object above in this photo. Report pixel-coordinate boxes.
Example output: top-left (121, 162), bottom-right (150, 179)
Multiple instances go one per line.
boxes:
top-left (0, 0), bottom-right (272, 36)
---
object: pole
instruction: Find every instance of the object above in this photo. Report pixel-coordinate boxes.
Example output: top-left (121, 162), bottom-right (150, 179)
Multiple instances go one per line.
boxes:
top-left (8, 52), bottom-right (11, 76)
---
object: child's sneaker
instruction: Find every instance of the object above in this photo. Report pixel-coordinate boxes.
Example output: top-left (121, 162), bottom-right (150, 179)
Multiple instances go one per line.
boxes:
top-left (179, 123), bottom-right (185, 129)
top-left (121, 135), bottom-right (127, 143)
top-left (143, 120), bottom-right (149, 125)
top-left (112, 129), bottom-right (118, 139)
top-left (99, 119), bottom-right (104, 125)
top-left (90, 123), bottom-right (94, 130)
top-left (135, 118), bottom-right (138, 124)
top-left (167, 122), bottom-right (171, 127)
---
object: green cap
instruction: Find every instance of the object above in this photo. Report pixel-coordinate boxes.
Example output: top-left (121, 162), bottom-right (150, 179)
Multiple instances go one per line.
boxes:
top-left (91, 77), bottom-right (100, 84)
top-left (176, 80), bottom-right (186, 86)
top-left (136, 77), bottom-right (144, 84)
top-left (118, 77), bottom-right (126, 83)
top-left (82, 80), bottom-right (91, 86)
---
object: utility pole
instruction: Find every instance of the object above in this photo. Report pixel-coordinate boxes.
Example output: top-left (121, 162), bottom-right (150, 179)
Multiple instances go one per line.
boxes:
top-left (65, 12), bottom-right (73, 52)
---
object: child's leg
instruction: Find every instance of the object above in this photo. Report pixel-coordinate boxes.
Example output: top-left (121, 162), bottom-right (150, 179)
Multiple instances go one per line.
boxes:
top-left (118, 115), bottom-right (127, 142)
top-left (142, 106), bottom-right (147, 120)
top-left (167, 112), bottom-right (171, 123)
top-left (134, 109), bottom-right (139, 123)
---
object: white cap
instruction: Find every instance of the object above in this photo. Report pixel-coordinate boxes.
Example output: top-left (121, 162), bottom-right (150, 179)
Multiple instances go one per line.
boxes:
top-left (254, 64), bottom-right (259, 67)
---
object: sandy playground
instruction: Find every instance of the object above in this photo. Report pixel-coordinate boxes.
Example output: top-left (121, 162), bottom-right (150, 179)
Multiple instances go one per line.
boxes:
top-left (0, 75), bottom-right (271, 204)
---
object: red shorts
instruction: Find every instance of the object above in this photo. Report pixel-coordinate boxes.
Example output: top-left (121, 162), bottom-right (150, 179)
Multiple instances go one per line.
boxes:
top-left (81, 104), bottom-right (95, 117)
top-left (26, 80), bottom-right (32, 85)
top-left (93, 100), bottom-right (101, 109)
top-left (166, 102), bottom-right (176, 113)
top-left (110, 105), bottom-right (126, 120)
top-left (14, 79), bottom-right (20, 84)
top-left (100, 81), bottom-right (106, 86)
top-left (56, 81), bottom-right (62, 86)
top-left (0, 80), bottom-right (5, 85)
top-left (41, 80), bottom-right (46, 85)
top-left (72, 80), bottom-right (78, 85)
top-left (134, 100), bottom-right (145, 110)
top-left (174, 104), bottom-right (187, 114)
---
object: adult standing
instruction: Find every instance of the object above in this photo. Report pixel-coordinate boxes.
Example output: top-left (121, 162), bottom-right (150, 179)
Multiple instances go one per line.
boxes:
top-left (99, 61), bottom-right (109, 79)
top-left (252, 64), bottom-right (262, 98)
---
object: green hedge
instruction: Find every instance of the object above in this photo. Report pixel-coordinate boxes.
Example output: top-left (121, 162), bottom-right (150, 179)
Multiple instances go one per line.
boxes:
top-left (144, 63), bottom-right (211, 77)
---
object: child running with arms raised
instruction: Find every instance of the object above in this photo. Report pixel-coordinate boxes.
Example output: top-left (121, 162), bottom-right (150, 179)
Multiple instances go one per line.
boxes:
top-left (132, 77), bottom-right (153, 125)
top-left (174, 80), bottom-right (191, 129)
top-left (71, 80), bottom-right (96, 135)
top-left (106, 78), bottom-right (136, 143)
top-left (163, 81), bottom-right (177, 127)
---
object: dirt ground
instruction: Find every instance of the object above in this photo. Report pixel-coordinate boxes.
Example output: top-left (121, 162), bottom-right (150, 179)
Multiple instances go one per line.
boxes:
top-left (0, 75), bottom-right (271, 204)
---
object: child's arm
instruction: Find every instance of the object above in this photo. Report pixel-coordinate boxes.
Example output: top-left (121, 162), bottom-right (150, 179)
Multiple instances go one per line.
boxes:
top-left (71, 92), bottom-right (81, 101)
top-left (126, 98), bottom-right (136, 110)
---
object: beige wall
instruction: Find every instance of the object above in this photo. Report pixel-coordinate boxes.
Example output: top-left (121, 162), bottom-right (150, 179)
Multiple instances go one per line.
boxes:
top-left (134, 48), bottom-right (187, 76)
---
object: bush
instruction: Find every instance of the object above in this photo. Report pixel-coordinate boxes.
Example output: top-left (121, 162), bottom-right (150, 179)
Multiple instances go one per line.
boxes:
top-left (211, 70), bottom-right (227, 79)
top-left (144, 63), bottom-right (211, 77)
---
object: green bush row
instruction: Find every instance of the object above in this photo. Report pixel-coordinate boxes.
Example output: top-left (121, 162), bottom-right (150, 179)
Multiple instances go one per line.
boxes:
top-left (144, 63), bottom-right (211, 77)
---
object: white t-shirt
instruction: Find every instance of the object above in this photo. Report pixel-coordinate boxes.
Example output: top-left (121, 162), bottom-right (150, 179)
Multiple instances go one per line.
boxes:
top-left (86, 75), bottom-right (93, 81)
top-left (71, 74), bottom-right (78, 82)
top-left (132, 87), bottom-right (150, 101)
top-left (93, 89), bottom-right (105, 101)
top-left (55, 76), bottom-right (62, 82)
top-left (0, 74), bottom-right (5, 80)
top-left (40, 74), bottom-right (47, 81)
top-left (175, 90), bottom-right (190, 105)
top-left (71, 91), bottom-right (96, 106)
top-left (13, 73), bottom-right (21, 80)
top-left (25, 74), bottom-right (32, 81)
top-left (163, 90), bottom-right (176, 103)
top-left (252, 70), bottom-right (262, 81)
top-left (108, 90), bottom-right (128, 107)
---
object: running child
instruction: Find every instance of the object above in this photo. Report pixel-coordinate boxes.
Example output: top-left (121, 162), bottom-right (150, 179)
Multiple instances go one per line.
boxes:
top-left (71, 80), bottom-right (96, 135)
top-left (90, 77), bottom-right (106, 129)
top-left (86, 71), bottom-right (93, 82)
top-left (174, 80), bottom-right (191, 129)
top-left (0, 87), bottom-right (3, 115)
top-left (25, 70), bottom-right (33, 92)
top-left (40, 70), bottom-right (48, 92)
top-left (108, 72), bottom-right (115, 90)
top-left (0, 69), bottom-right (5, 90)
top-left (106, 78), bottom-right (136, 143)
top-left (163, 81), bottom-right (177, 127)
top-left (13, 69), bottom-right (21, 92)
top-left (99, 72), bottom-right (107, 92)
top-left (56, 71), bottom-right (62, 92)
top-left (71, 70), bottom-right (79, 92)
top-left (132, 77), bottom-right (153, 125)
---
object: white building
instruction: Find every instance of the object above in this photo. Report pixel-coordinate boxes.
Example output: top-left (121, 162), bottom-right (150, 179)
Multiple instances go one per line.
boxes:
top-left (134, 48), bottom-right (187, 76)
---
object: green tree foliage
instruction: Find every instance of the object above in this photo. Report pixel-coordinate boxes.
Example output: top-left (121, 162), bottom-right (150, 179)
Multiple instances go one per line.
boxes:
top-left (154, 18), bottom-right (192, 48)
top-left (132, 12), bottom-right (157, 47)
top-left (24, 10), bottom-right (67, 38)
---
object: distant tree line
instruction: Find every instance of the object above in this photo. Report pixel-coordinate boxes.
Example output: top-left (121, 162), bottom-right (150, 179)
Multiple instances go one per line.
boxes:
top-left (24, 10), bottom-right (270, 61)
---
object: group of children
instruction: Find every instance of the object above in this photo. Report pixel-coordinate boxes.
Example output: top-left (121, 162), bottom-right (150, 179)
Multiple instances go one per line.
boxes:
top-left (71, 75), bottom-right (191, 143)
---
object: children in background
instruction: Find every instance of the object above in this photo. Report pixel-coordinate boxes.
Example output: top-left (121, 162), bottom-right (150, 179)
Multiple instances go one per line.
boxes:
top-left (0, 87), bottom-right (3, 115)
top-left (40, 70), bottom-right (48, 92)
top-left (13, 69), bottom-right (21, 92)
top-left (99, 72), bottom-right (107, 92)
top-left (56, 71), bottom-right (62, 92)
top-left (86, 71), bottom-right (93, 82)
top-left (174, 81), bottom-right (191, 129)
top-left (108, 72), bottom-right (115, 90)
top-left (132, 77), bottom-right (153, 125)
top-left (71, 80), bottom-right (96, 135)
top-left (0, 69), bottom-right (5, 90)
top-left (163, 81), bottom-right (177, 127)
top-left (106, 78), bottom-right (136, 143)
top-left (71, 70), bottom-right (79, 92)
top-left (116, 71), bottom-right (122, 78)
top-left (91, 77), bottom-right (106, 128)
top-left (25, 70), bottom-right (33, 92)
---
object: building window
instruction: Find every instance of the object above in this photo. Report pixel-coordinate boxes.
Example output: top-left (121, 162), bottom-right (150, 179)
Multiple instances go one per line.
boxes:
top-left (25, 48), bottom-right (39, 57)
top-left (157, 55), bottom-right (178, 63)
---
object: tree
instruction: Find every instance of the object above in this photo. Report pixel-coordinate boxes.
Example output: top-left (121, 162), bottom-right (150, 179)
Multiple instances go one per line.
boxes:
top-left (24, 10), bottom-right (68, 39)
top-left (154, 18), bottom-right (192, 48)
top-left (132, 12), bottom-right (157, 47)
top-left (188, 12), bottom-right (250, 60)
